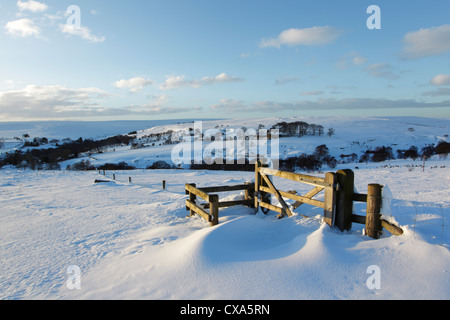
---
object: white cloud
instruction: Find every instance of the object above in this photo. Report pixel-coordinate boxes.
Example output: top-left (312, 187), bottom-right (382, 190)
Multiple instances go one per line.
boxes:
top-left (403, 25), bottom-right (450, 58)
top-left (301, 91), bottom-right (324, 96)
top-left (113, 77), bottom-right (154, 93)
top-left (159, 75), bottom-right (190, 90)
top-left (423, 88), bottom-right (450, 97)
top-left (210, 98), bottom-right (450, 113)
top-left (202, 73), bottom-right (244, 85)
top-left (260, 26), bottom-right (343, 48)
top-left (430, 74), bottom-right (450, 86)
top-left (0, 85), bottom-right (115, 119)
top-left (364, 63), bottom-right (399, 80)
top-left (5, 18), bottom-right (40, 37)
top-left (275, 76), bottom-right (300, 85)
top-left (352, 54), bottom-right (368, 66)
top-left (160, 73), bottom-right (244, 90)
top-left (336, 52), bottom-right (368, 70)
top-left (17, 0), bottom-right (48, 13)
top-left (210, 99), bottom-right (247, 110)
top-left (0, 85), bottom-right (196, 120)
top-left (125, 94), bottom-right (190, 115)
top-left (60, 24), bottom-right (105, 43)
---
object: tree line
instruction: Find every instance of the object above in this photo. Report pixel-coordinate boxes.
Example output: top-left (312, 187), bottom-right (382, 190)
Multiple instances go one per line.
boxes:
top-left (0, 135), bottom-right (134, 170)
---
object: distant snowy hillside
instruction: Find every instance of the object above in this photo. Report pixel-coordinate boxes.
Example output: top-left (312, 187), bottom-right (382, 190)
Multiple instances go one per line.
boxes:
top-left (0, 116), bottom-right (449, 171)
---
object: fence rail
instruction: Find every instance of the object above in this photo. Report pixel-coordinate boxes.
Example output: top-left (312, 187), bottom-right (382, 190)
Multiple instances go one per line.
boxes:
top-left (185, 183), bottom-right (255, 226)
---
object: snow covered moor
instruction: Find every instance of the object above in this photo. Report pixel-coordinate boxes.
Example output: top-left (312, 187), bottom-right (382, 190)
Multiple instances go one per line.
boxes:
top-left (0, 116), bottom-right (449, 300)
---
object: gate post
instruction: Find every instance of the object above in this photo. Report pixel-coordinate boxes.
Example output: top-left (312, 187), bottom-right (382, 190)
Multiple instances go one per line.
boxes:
top-left (255, 160), bottom-right (270, 214)
top-left (209, 194), bottom-right (219, 227)
top-left (254, 161), bottom-right (261, 211)
top-left (335, 169), bottom-right (355, 232)
top-left (366, 184), bottom-right (383, 239)
top-left (323, 172), bottom-right (337, 227)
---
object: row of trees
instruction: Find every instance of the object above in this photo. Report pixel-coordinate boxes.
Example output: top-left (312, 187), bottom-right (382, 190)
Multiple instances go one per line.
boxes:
top-left (0, 135), bottom-right (134, 170)
top-left (270, 121), bottom-right (334, 137)
top-left (361, 141), bottom-right (450, 163)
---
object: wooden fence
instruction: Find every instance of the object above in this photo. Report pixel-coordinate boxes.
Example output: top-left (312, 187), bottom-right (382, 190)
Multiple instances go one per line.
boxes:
top-left (185, 161), bottom-right (403, 239)
top-left (185, 183), bottom-right (255, 226)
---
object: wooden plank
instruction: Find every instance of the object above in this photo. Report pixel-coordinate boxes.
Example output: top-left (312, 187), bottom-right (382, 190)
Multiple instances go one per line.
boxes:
top-left (186, 200), bottom-right (212, 222)
top-left (353, 193), bottom-right (368, 202)
top-left (94, 180), bottom-right (111, 184)
top-left (259, 201), bottom-right (283, 214)
top-left (199, 184), bottom-right (255, 193)
top-left (220, 199), bottom-right (253, 208)
top-left (185, 183), bottom-right (211, 202)
top-left (259, 167), bottom-right (333, 188)
top-left (292, 186), bottom-right (324, 209)
top-left (259, 186), bottom-right (325, 209)
top-left (260, 173), bottom-right (293, 217)
top-left (381, 220), bottom-right (404, 236)
top-left (352, 214), bottom-right (366, 224)
top-left (323, 172), bottom-right (337, 227)
top-left (202, 199), bottom-right (254, 209)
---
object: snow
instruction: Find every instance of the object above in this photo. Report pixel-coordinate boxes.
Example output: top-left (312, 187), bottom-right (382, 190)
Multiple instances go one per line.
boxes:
top-left (0, 116), bottom-right (449, 300)
top-left (1, 164), bottom-right (449, 300)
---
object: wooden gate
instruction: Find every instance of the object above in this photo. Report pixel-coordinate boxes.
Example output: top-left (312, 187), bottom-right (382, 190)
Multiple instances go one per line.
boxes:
top-left (254, 161), bottom-right (403, 238)
top-left (184, 161), bottom-right (403, 239)
top-left (255, 161), bottom-right (338, 227)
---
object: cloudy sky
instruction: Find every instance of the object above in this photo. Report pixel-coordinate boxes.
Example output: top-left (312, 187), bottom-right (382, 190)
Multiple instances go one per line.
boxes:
top-left (1, 0), bottom-right (450, 121)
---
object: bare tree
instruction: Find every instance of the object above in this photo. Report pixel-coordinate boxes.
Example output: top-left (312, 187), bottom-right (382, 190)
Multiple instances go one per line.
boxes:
top-left (327, 128), bottom-right (335, 137)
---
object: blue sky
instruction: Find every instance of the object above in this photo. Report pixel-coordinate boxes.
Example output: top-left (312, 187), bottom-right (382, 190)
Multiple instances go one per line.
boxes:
top-left (0, 0), bottom-right (450, 121)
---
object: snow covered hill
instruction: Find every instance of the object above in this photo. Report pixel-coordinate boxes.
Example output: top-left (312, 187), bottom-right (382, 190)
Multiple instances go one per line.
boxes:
top-left (3, 116), bottom-right (448, 171)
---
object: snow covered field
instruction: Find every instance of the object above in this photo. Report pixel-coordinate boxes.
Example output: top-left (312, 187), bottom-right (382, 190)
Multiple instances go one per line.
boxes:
top-left (0, 116), bottom-right (449, 300)
top-left (1, 161), bottom-right (449, 300)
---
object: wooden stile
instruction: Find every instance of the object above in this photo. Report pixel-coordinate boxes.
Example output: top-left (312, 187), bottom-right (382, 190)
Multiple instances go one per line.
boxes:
top-left (185, 182), bottom-right (255, 226)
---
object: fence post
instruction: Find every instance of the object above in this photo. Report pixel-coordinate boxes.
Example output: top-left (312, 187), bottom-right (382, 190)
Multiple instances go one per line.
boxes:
top-left (186, 183), bottom-right (197, 217)
top-left (254, 161), bottom-right (261, 211)
top-left (209, 194), bottom-right (219, 226)
top-left (335, 169), bottom-right (355, 232)
top-left (244, 181), bottom-right (255, 208)
top-left (258, 161), bottom-right (271, 214)
top-left (323, 172), bottom-right (337, 227)
top-left (162, 180), bottom-right (166, 190)
top-left (366, 184), bottom-right (383, 239)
